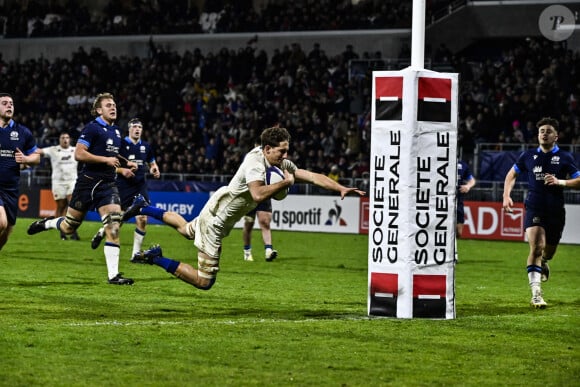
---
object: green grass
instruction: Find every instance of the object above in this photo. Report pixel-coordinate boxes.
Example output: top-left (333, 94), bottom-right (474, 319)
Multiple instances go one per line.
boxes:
top-left (0, 219), bottom-right (578, 386)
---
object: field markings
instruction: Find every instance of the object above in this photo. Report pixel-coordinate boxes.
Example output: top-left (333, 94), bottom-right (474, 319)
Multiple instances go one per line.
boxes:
top-left (64, 316), bottom-right (371, 327)
top-left (57, 313), bottom-right (574, 327)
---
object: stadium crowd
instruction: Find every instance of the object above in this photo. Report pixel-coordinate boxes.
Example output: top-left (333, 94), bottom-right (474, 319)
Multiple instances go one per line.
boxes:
top-left (2, 35), bottom-right (580, 181)
top-left (0, 0), bottom-right (459, 38)
top-left (1, 0), bottom-right (579, 182)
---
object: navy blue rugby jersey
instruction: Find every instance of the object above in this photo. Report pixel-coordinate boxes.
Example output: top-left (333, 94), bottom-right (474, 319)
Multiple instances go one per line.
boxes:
top-left (514, 145), bottom-right (580, 211)
top-left (117, 136), bottom-right (156, 188)
top-left (0, 120), bottom-right (38, 186)
top-left (76, 117), bottom-right (122, 181)
top-left (457, 160), bottom-right (474, 204)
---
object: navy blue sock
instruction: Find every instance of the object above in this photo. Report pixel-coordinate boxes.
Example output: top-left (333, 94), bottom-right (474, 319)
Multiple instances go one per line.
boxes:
top-left (141, 206), bottom-right (165, 221)
top-left (527, 264), bottom-right (542, 273)
top-left (265, 244), bottom-right (273, 250)
top-left (244, 244), bottom-right (251, 250)
top-left (152, 256), bottom-right (180, 274)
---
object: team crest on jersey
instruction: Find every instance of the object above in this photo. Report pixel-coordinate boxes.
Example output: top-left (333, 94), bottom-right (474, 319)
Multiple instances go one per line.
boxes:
top-left (116, 129), bottom-right (121, 137)
top-left (10, 131), bottom-right (19, 140)
top-left (533, 216), bottom-right (541, 224)
top-left (551, 156), bottom-right (560, 164)
top-left (106, 138), bottom-right (113, 145)
top-left (533, 166), bottom-right (542, 173)
top-left (533, 155), bottom-right (538, 159)
top-left (140, 145), bottom-right (146, 153)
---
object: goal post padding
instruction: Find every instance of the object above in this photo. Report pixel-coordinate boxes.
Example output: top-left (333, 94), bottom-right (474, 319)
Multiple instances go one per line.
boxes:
top-left (368, 68), bottom-right (458, 319)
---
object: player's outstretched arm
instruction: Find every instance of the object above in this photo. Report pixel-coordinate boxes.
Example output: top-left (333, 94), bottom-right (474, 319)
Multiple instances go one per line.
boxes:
top-left (502, 167), bottom-right (517, 213)
top-left (295, 169), bottom-right (366, 199)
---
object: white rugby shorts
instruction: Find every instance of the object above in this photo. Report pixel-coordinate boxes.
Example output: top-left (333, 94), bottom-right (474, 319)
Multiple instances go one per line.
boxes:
top-left (52, 182), bottom-right (75, 200)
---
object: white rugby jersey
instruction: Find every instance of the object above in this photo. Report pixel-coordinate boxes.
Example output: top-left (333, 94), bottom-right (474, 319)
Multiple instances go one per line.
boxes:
top-left (206, 146), bottom-right (297, 233)
top-left (41, 145), bottom-right (78, 183)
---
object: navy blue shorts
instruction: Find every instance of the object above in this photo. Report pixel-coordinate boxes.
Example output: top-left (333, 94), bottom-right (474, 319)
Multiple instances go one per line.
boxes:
top-left (69, 175), bottom-right (121, 213)
top-left (246, 198), bottom-right (272, 218)
top-left (0, 187), bottom-right (18, 225)
top-left (524, 207), bottom-right (566, 245)
top-left (119, 185), bottom-right (150, 211)
top-left (456, 201), bottom-right (465, 224)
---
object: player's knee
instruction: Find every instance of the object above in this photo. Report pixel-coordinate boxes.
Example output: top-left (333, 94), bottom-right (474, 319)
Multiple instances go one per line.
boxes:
top-left (0, 217), bottom-right (8, 231)
top-left (64, 215), bottom-right (82, 232)
top-left (181, 221), bottom-right (196, 240)
top-left (102, 212), bottom-right (122, 238)
top-left (196, 256), bottom-right (219, 290)
top-left (194, 277), bottom-right (216, 290)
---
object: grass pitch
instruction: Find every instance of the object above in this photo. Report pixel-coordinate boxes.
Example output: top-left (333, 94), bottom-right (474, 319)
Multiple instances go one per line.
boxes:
top-left (0, 219), bottom-right (578, 386)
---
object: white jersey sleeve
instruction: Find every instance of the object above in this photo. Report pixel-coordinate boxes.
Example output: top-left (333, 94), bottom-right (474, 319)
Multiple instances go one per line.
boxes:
top-left (42, 145), bottom-right (78, 183)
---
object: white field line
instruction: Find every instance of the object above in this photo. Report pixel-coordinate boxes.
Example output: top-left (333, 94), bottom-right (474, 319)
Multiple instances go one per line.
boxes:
top-left (64, 316), bottom-right (372, 327)
top-left (55, 313), bottom-right (574, 327)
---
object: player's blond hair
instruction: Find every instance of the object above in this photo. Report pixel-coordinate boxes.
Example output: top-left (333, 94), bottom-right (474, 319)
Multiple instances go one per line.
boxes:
top-left (91, 92), bottom-right (115, 116)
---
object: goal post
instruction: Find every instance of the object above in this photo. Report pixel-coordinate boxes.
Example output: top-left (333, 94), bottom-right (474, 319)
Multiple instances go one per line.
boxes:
top-left (367, 68), bottom-right (458, 319)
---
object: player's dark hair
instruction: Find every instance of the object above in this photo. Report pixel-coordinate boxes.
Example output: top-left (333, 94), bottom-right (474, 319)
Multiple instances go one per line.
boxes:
top-left (128, 117), bottom-right (142, 127)
top-left (536, 117), bottom-right (559, 132)
top-left (261, 126), bottom-right (291, 147)
top-left (0, 92), bottom-right (13, 99)
top-left (91, 92), bottom-right (115, 116)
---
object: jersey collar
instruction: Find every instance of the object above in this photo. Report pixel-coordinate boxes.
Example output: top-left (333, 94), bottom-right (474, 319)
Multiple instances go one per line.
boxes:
top-left (536, 144), bottom-right (560, 154)
top-left (0, 119), bottom-right (14, 130)
top-left (124, 136), bottom-right (141, 145)
top-left (96, 116), bottom-right (116, 129)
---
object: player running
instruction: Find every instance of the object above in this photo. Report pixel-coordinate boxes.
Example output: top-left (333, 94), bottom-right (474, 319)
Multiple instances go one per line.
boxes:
top-left (503, 117), bottom-right (580, 309)
top-left (90, 118), bottom-right (160, 260)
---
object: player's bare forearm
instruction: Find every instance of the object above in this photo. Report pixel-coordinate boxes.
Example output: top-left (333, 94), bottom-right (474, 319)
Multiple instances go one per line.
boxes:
top-left (75, 145), bottom-right (118, 167)
top-left (544, 173), bottom-right (580, 188)
top-left (298, 170), bottom-right (366, 199)
top-left (502, 168), bottom-right (517, 212)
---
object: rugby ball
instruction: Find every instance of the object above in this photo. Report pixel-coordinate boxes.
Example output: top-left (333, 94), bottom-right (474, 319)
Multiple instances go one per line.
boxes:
top-left (266, 166), bottom-right (288, 201)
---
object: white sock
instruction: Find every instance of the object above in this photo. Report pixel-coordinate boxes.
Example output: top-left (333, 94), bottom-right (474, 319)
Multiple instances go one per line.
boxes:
top-left (104, 244), bottom-right (120, 279)
top-left (528, 272), bottom-right (541, 295)
top-left (45, 217), bottom-right (62, 229)
top-left (132, 230), bottom-right (145, 257)
top-left (528, 271), bottom-right (541, 285)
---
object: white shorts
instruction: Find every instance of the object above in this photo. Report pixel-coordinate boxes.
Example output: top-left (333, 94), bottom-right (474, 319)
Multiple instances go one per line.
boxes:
top-left (186, 186), bottom-right (255, 260)
top-left (52, 182), bottom-right (75, 200)
top-left (186, 211), bottom-right (225, 260)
